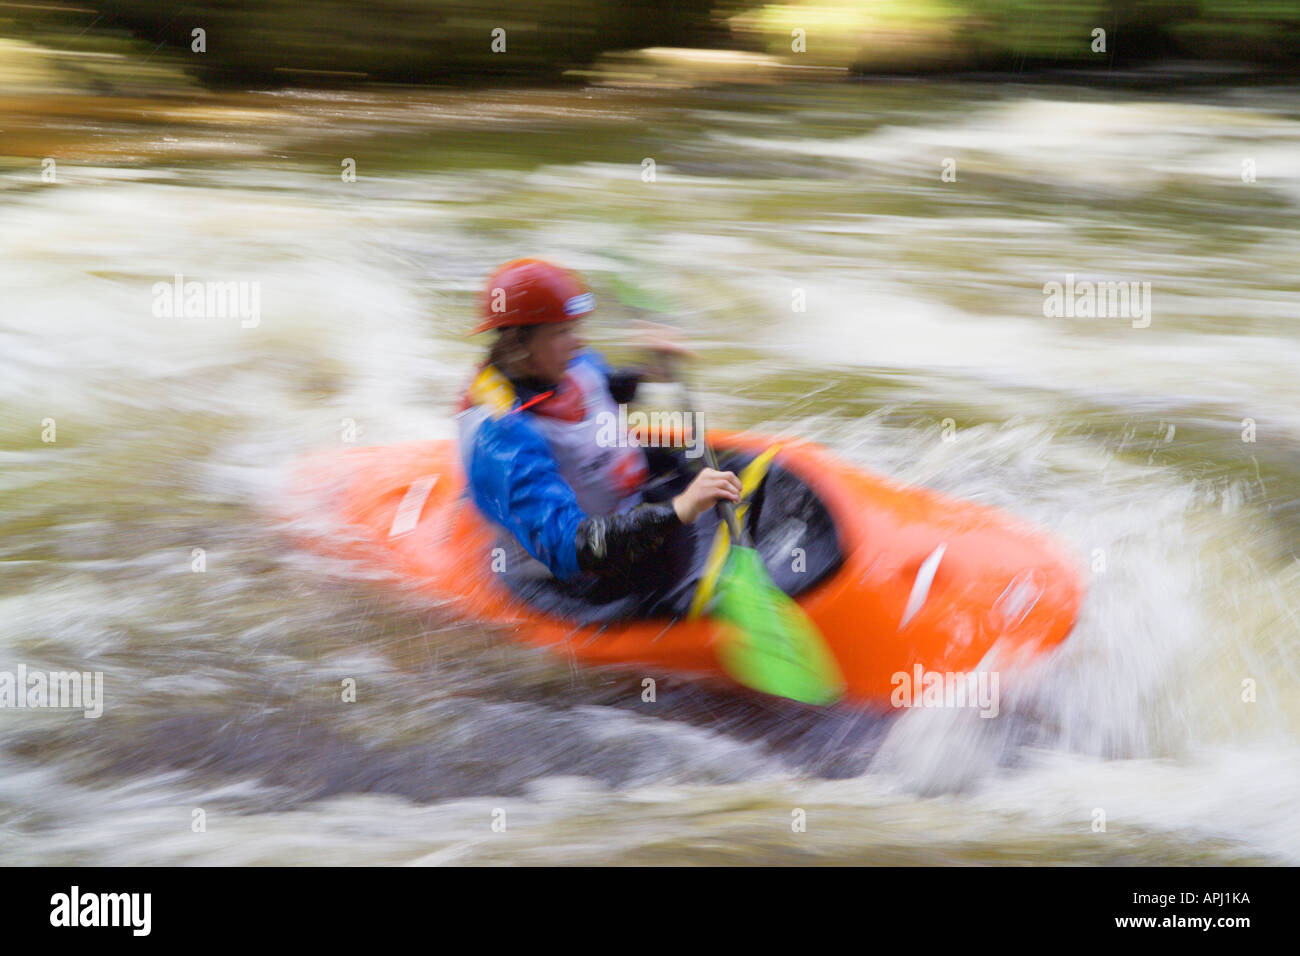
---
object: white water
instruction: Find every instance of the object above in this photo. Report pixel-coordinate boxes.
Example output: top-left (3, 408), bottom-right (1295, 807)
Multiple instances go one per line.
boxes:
top-left (2, 83), bottom-right (1297, 864)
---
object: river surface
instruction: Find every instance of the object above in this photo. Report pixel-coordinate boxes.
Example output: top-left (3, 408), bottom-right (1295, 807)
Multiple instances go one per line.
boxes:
top-left (1, 80), bottom-right (1298, 864)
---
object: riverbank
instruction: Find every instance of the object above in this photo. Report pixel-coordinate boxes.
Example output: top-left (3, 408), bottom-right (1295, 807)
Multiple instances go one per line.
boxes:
top-left (5, 0), bottom-right (1300, 98)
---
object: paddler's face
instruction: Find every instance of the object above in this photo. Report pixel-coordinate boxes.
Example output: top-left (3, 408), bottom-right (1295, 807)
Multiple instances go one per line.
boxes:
top-left (522, 320), bottom-right (582, 385)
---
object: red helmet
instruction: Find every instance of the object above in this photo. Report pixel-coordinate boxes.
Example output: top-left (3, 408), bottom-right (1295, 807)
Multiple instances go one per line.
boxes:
top-left (474, 258), bottom-right (595, 333)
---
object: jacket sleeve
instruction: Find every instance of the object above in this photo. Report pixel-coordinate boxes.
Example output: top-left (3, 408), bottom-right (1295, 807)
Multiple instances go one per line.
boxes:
top-left (468, 411), bottom-right (682, 583)
top-left (469, 413), bottom-right (588, 581)
top-left (575, 502), bottom-right (681, 574)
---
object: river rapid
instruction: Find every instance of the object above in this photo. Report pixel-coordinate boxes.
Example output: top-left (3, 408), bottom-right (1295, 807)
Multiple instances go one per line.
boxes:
top-left (1, 80), bottom-right (1298, 864)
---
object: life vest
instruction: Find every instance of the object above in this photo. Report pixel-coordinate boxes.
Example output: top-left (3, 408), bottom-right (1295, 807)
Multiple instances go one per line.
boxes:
top-left (457, 356), bottom-right (649, 520)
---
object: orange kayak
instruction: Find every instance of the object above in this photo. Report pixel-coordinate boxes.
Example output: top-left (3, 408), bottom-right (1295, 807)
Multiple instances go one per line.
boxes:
top-left (286, 431), bottom-right (1084, 706)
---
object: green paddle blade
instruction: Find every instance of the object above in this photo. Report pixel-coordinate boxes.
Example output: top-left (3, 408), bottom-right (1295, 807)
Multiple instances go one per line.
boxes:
top-left (712, 545), bottom-right (845, 705)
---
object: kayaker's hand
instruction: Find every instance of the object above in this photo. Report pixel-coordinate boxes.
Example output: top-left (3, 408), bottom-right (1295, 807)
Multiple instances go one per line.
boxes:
top-left (633, 320), bottom-right (695, 383)
top-left (672, 468), bottom-right (742, 524)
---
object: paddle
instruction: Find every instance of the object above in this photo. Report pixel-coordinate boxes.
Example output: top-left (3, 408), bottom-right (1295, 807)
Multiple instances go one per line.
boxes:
top-left (671, 371), bottom-right (845, 706)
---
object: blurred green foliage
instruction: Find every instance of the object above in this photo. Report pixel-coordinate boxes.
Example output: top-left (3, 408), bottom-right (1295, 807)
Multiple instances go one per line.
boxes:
top-left (729, 0), bottom-right (1300, 71)
top-left (10, 0), bottom-right (1300, 86)
top-left (84, 0), bottom-right (719, 84)
top-left (960, 0), bottom-right (1300, 65)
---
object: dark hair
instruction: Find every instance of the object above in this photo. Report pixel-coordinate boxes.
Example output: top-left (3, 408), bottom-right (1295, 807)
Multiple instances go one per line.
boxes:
top-left (487, 325), bottom-right (537, 372)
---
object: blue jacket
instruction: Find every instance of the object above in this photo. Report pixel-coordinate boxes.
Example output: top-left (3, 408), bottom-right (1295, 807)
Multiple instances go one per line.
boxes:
top-left (461, 350), bottom-right (633, 582)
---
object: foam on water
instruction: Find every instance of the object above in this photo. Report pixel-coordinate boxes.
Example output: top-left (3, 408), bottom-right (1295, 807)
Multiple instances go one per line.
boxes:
top-left (2, 83), bottom-right (1297, 864)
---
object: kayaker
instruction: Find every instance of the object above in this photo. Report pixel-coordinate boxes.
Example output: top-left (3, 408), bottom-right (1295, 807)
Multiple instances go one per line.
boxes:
top-left (456, 258), bottom-right (742, 601)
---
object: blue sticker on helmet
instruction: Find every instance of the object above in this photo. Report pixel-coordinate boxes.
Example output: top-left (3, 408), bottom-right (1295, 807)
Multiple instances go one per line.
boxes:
top-left (564, 292), bottom-right (595, 315)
